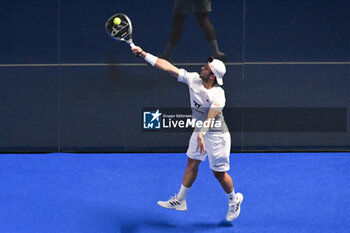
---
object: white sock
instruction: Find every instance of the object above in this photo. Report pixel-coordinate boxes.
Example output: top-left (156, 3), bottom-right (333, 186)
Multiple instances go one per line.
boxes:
top-left (227, 191), bottom-right (236, 204)
top-left (177, 184), bottom-right (190, 201)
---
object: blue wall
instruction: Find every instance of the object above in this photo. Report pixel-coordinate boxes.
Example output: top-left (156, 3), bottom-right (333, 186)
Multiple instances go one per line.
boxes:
top-left (0, 0), bottom-right (349, 152)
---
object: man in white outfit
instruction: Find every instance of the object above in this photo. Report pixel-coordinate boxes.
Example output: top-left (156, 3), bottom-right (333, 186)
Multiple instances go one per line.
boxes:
top-left (131, 46), bottom-right (243, 222)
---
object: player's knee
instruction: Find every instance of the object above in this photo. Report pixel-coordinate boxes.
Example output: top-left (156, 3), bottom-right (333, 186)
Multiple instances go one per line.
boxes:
top-left (212, 170), bottom-right (225, 180)
top-left (173, 13), bottom-right (187, 23)
top-left (194, 13), bottom-right (209, 26)
top-left (187, 158), bottom-right (200, 170)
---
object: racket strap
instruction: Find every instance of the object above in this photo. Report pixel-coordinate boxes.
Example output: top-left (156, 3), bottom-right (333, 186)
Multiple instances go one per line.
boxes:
top-left (136, 50), bottom-right (143, 57)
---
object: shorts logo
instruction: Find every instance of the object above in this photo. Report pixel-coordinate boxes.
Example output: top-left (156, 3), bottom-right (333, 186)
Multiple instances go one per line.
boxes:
top-left (143, 109), bottom-right (162, 129)
top-left (214, 163), bottom-right (226, 168)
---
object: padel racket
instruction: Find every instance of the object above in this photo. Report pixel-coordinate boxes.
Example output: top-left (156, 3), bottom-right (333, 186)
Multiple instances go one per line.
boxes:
top-left (105, 13), bottom-right (136, 48)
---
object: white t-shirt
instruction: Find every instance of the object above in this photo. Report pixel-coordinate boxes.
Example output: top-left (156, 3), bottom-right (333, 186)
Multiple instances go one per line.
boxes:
top-left (178, 68), bottom-right (228, 133)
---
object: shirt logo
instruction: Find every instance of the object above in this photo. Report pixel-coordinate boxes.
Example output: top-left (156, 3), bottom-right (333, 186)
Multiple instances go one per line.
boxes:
top-left (143, 109), bottom-right (162, 129)
top-left (193, 100), bottom-right (201, 109)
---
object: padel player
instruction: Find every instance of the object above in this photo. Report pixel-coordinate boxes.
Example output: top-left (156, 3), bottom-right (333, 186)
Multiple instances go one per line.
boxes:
top-left (131, 46), bottom-right (243, 222)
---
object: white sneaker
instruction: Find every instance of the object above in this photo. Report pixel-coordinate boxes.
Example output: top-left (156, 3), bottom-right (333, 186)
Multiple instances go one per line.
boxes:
top-left (226, 193), bottom-right (243, 222)
top-left (157, 194), bottom-right (187, 211)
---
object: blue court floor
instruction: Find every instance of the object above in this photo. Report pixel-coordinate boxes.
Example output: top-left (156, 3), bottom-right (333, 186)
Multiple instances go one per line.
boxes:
top-left (0, 152), bottom-right (349, 233)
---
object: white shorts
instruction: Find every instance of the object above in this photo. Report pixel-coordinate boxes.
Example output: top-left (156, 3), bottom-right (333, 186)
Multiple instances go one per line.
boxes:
top-left (186, 131), bottom-right (231, 172)
top-left (173, 0), bottom-right (212, 14)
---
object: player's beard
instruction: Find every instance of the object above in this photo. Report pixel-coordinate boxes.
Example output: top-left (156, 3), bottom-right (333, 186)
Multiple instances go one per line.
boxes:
top-left (200, 74), bottom-right (210, 82)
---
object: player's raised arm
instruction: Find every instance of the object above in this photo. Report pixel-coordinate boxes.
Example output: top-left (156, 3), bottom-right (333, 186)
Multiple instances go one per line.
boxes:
top-left (132, 46), bottom-right (179, 78)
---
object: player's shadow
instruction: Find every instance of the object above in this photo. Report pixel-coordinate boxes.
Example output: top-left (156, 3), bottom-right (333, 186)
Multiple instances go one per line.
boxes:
top-left (146, 219), bottom-right (233, 228)
top-left (141, 219), bottom-right (233, 232)
top-left (118, 218), bottom-right (233, 233)
top-left (84, 204), bottom-right (233, 233)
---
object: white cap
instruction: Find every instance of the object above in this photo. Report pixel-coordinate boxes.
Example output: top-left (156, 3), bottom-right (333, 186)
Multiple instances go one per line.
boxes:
top-left (208, 58), bottom-right (226, 85)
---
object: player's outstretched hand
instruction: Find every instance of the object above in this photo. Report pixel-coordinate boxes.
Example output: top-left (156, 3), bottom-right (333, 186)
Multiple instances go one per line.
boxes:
top-left (131, 46), bottom-right (143, 56)
top-left (196, 133), bottom-right (206, 154)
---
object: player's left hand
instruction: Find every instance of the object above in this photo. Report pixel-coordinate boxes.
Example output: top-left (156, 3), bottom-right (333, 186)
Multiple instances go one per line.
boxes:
top-left (196, 133), bottom-right (205, 154)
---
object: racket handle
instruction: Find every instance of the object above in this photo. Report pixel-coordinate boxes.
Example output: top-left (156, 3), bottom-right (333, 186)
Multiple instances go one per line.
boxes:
top-left (129, 42), bottom-right (136, 49)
